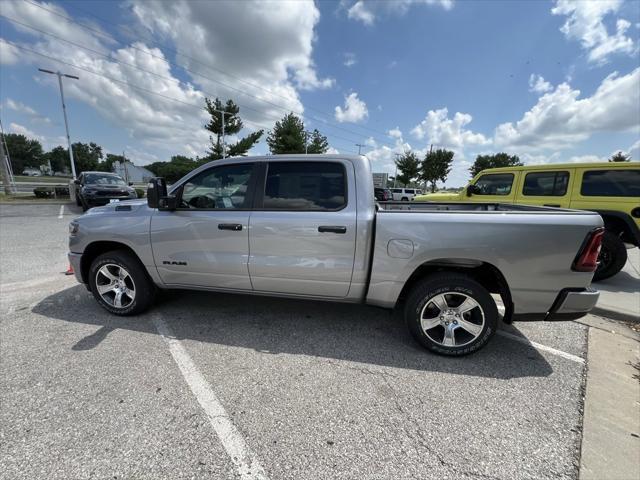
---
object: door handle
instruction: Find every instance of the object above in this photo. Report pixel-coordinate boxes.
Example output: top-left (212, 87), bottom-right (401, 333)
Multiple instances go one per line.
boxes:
top-left (218, 223), bottom-right (243, 231)
top-left (318, 225), bottom-right (347, 234)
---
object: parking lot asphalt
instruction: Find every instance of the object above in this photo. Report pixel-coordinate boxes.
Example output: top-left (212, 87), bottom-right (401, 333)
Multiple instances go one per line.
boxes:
top-left (0, 203), bottom-right (596, 479)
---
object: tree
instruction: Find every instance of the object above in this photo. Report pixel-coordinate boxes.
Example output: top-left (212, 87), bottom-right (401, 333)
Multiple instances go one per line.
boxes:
top-left (266, 112), bottom-right (306, 154)
top-left (421, 148), bottom-right (454, 192)
top-left (96, 153), bottom-right (125, 173)
top-left (44, 146), bottom-right (69, 174)
top-left (609, 151), bottom-right (631, 162)
top-left (204, 97), bottom-right (263, 159)
top-left (307, 129), bottom-right (329, 154)
top-left (469, 152), bottom-right (523, 177)
top-left (4, 133), bottom-right (44, 174)
top-left (147, 155), bottom-right (198, 183)
top-left (72, 142), bottom-right (103, 173)
top-left (395, 151), bottom-right (421, 187)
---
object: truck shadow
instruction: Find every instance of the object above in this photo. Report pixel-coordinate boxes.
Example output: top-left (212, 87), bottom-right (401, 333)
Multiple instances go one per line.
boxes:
top-left (32, 285), bottom-right (556, 380)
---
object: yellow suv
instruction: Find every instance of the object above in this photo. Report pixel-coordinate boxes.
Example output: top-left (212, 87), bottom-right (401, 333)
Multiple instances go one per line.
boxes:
top-left (414, 162), bottom-right (640, 281)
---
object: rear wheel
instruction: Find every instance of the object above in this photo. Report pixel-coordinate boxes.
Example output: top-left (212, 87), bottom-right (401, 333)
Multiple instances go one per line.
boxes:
top-left (593, 230), bottom-right (627, 282)
top-left (404, 273), bottom-right (498, 356)
top-left (89, 250), bottom-right (155, 315)
top-left (401, 197), bottom-right (409, 201)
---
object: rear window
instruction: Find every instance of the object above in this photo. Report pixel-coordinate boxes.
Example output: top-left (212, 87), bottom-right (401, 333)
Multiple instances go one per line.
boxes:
top-left (473, 173), bottom-right (514, 195)
top-left (523, 171), bottom-right (569, 196)
top-left (263, 162), bottom-right (346, 210)
top-left (581, 169), bottom-right (640, 197)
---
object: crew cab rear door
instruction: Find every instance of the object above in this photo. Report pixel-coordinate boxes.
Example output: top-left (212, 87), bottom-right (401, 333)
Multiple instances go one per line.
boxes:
top-left (150, 162), bottom-right (257, 290)
top-left (248, 159), bottom-right (356, 297)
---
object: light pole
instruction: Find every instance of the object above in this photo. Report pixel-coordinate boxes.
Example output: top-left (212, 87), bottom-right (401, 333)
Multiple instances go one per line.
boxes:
top-left (356, 143), bottom-right (365, 155)
top-left (213, 109), bottom-right (230, 158)
top-left (38, 68), bottom-right (79, 178)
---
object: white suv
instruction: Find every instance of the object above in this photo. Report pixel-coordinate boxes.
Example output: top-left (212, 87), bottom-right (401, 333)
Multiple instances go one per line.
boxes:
top-left (390, 187), bottom-right (422, 201)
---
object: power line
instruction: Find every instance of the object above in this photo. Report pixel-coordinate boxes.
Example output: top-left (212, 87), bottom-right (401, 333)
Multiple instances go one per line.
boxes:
top-left (17, 0), bottom-right (395, 147)
top-left (0, 39), bottom-right (360, 156)
top-left (0, 14), bottom-right (368, 152)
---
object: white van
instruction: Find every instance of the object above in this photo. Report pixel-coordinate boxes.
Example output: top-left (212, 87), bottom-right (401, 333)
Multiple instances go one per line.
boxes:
top-left (390, 187), bottom-right (422, 201)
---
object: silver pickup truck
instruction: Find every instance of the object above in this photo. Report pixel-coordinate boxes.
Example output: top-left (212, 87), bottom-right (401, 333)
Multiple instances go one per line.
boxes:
top-left (68, 155), bottom-right (603, 356)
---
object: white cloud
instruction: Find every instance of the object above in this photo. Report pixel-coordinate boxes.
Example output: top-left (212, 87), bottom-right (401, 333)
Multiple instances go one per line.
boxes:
top-left (347, 1), bottom-right (375, 26)
top-left (0, 41), bottom-right (20, 65)
top-left (566, 154), bottom-right (606, 163)
top-left (343, 52), bottom-right (357, 67)
top-left (495, 68), bottom-right (640, 151)
top-left (628, 139), bottom-right (640, 159)
top-left (3, 0), bottom-right (334, 159)
top-left (388, 127), bottom-right (402, 139)
top-left (551, 0), bottom-right (636, 64)
top-left (326, 146), bottom-right (340, 154)
top-left (9, 122), bottom-right (42, 140)
top-left (528, 74), bottom-right (552, 94)
top-left (335, 92), bottom-right (369, 123)
top-left (346, 0), bottom-right (453, 25)
top-left (4, 98), bottom-right (52, 124)
top-left (411, 107), bottom-right (491, 149)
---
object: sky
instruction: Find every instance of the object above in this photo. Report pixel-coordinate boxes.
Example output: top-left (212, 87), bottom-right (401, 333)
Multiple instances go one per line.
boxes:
top-left (0, 0), bottom-right (639, 186)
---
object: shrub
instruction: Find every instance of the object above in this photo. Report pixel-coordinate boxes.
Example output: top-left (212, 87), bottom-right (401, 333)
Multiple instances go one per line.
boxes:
top-left (135, 188), bottom-right (145, 198)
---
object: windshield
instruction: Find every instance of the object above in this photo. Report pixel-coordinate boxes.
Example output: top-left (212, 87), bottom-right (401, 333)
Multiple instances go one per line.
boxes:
top-left (85, 174), bottom-right (126, 186)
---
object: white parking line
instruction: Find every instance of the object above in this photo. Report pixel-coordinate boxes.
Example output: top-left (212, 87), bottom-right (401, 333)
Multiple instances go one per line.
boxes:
top-left (152, 315), bottom-right (268, 480)
top-left (497, 330), bottom-right (585, 364)
top-left (57, 205), bottom-right (64, 219)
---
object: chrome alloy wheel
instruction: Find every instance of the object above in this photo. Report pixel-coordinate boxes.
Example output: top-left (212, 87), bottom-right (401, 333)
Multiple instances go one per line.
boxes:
top-left (95, 263), bottom-right (136, 309)
top-left (419, 292), bottom-right (485, 347)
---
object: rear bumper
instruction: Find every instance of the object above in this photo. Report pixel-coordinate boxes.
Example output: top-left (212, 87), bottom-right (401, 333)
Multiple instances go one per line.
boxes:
top-left (513, 287), bottom-right (599, 322)
top-left (68, 252), bottom-right (84, 284)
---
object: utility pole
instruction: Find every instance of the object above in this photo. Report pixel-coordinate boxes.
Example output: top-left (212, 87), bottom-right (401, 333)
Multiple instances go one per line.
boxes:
top-left (356, 143), bottom-right (365, 155)
top-left (394, 153), bottom-right (401, 188)
top-left (212, 109), bottom-right (231, 158)
top-left (38, 68), bottom-right (79, 178)
top-left (0, 134), bottom-right (12, 195)
top-left (304, 130), bottom-right (309, 154)
top-left (0, 119), bottom-right (15, 193)
top-left (122, 150), bottom-right (129, 182)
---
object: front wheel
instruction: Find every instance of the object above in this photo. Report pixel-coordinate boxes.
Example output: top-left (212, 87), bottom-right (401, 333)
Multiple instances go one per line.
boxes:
top-left (593, 230), bottom-right (627, 282)
top-left (404, 273), bottom-right (498, 356)
top-left (89, 250), bottom-right (155, 316)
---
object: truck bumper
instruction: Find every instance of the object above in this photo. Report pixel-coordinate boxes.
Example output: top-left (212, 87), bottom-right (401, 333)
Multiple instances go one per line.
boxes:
top-left (68, 252), bottom-right (84, 284)
top-left (513, 287), bottom-right (599, 322)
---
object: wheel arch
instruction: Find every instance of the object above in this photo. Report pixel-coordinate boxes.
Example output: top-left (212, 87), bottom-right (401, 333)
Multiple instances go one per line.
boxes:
top-left (595, 210), bottom-right (639, 246)
top-left (397, 258), bottom-right (514, 323)
top-left (80, 241), bottom-right (146, 284)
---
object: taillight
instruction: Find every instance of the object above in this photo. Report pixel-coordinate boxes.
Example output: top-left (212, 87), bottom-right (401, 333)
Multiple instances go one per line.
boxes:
top-left (572, 228), bottom-right (605, 272)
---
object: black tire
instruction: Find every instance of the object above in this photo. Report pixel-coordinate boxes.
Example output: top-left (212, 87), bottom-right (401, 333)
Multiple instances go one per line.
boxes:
top-left (404, 273), bottom-right (498, 356)
top-left (401, 197), bottom-right (409, 201)
top-left (593, 230), bottom-right (627, 282)
top-left (88, 250), bottom-right (155, 316)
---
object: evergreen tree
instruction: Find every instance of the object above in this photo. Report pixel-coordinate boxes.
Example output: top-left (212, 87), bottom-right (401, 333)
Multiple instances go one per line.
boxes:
top-left (266, 113), bottom-right (306, 154)
top-left (204, 97), bottom-right (263, 159)
top-left (307, 129), bottom-right (329, 154)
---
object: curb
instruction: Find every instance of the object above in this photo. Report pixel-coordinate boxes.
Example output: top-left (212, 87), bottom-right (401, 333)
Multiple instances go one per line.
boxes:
top-left (591, 306), bottom-right (639, 324)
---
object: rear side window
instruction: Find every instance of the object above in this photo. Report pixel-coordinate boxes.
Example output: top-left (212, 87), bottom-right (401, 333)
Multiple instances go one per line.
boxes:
top-left (581, 169), bottom-right (640, 197)
top-left (263, 162), bottom-right (346, 210)
top-left (523, 171), bottom-right (569, 196)
top-left (405, 189), bottom-right (415, 194)
top-left (391, 188), bottom-right (402, 193)
top-left (473, 173), bottom-right (514, 195)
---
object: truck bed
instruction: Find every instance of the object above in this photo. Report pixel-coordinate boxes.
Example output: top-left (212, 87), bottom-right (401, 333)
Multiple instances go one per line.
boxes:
top-left (376, 201), bottom-right (593, 214)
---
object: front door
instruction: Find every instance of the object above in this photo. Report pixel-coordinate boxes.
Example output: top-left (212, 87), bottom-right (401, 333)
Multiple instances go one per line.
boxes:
top-left (468, 172), bottom-right (519, 203)
top-left (248, 160), bottom-right (356, 297)
top-left (150, 163), bottom-right (256, 290)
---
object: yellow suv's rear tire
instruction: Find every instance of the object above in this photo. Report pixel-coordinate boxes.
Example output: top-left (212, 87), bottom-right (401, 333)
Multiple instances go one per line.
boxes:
top-left (593, 230), bottom-right (627, 282)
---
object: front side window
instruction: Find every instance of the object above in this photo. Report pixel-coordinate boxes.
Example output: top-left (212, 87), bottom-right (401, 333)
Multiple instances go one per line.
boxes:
top-left (523, 171), bottom-right (569, 196)
top-left (263, 162), bottom-right (346, 210)
top-left (473, 173), bottom-right (514, 195)
top-left (179, 163), bottom-right (252, 209)
top-left (581, 169), bottom-right (640, 197)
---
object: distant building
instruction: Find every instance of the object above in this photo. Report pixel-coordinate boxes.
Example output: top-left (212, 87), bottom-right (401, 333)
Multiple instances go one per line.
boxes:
top-left (113, 161), bottom-right (154, 183)
top-left (372, 172), bottom-right (389, 188)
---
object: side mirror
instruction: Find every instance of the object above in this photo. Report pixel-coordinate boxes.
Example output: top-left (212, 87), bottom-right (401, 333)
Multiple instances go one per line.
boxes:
top-left (73, 179), bottom-right (80, 185)
top-left (466, 184), bottom-right (479, 197)
top-left (128, 182), bottom-right (134, 186)
top-left (147, 177), bottom-right (167, 209)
